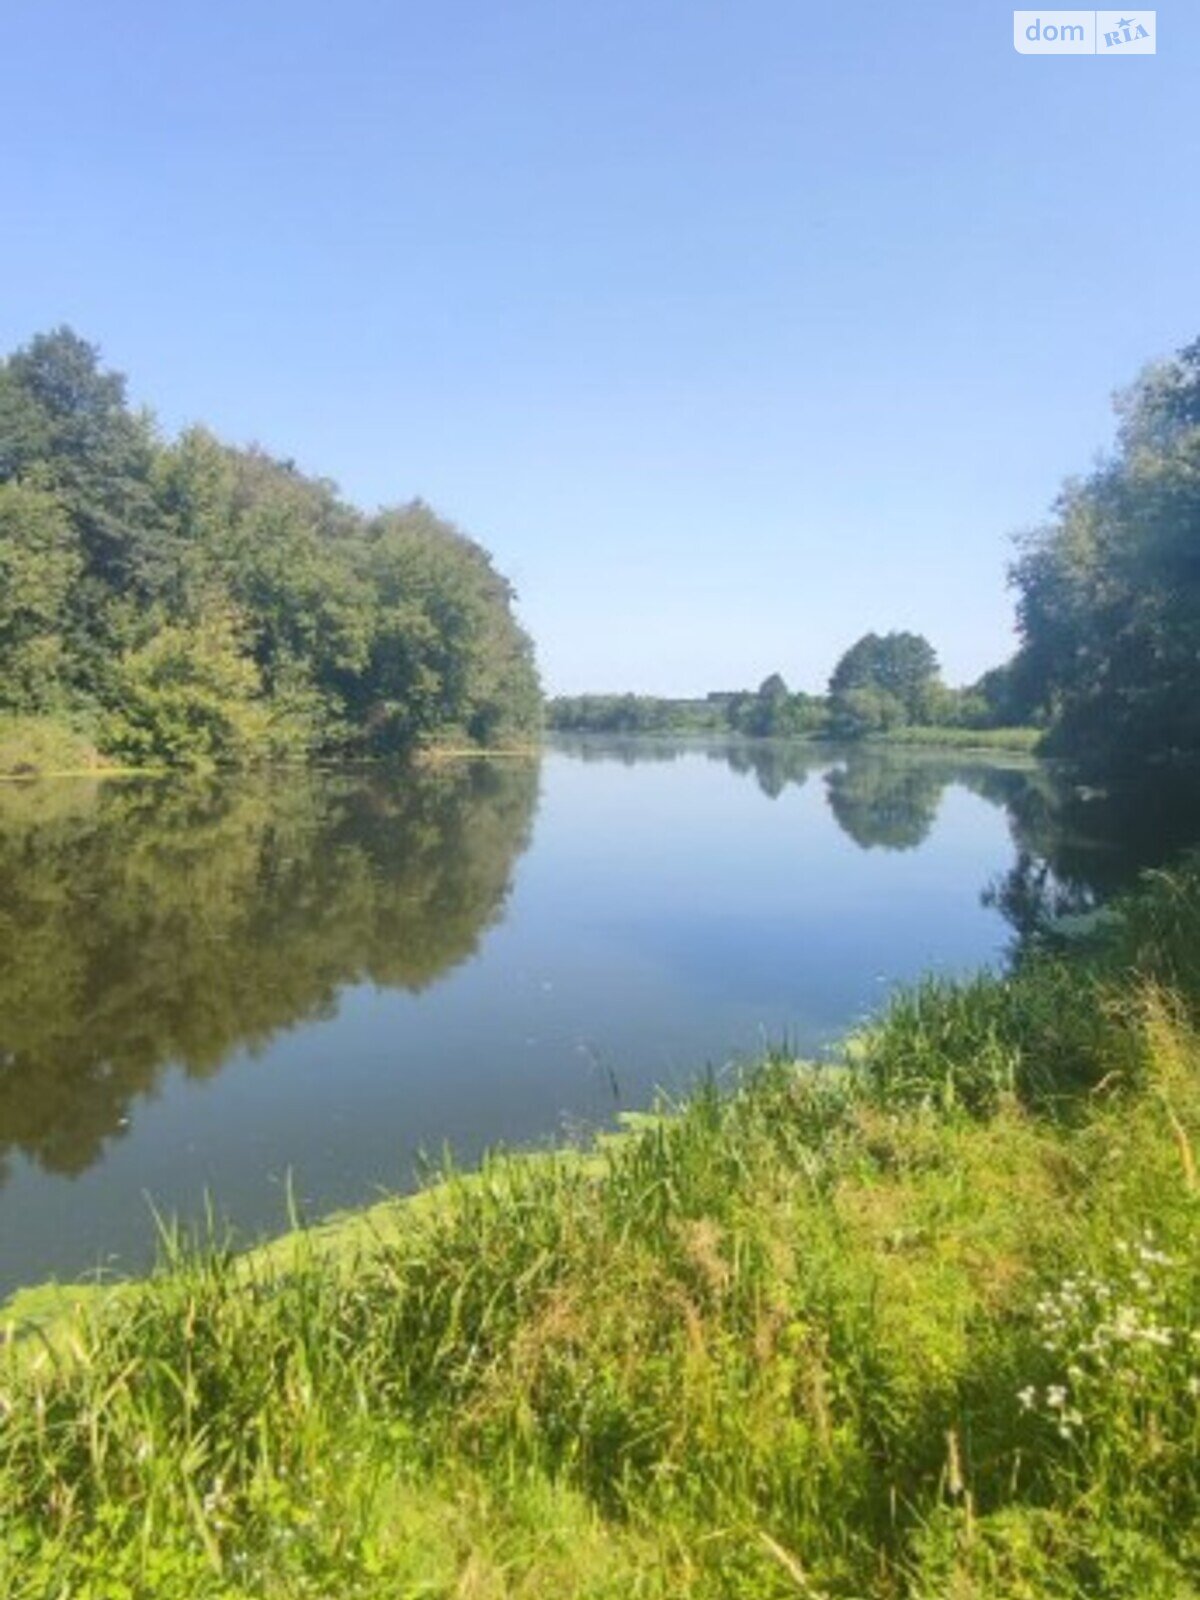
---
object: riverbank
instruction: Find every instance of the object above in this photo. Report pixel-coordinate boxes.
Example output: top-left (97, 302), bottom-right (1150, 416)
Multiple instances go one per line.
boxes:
top-left (0, 715), bottom-right (126, 780)
top-left (865, 723), bottom-right (1042, 753)
top-left (549, 723), bottom-right (1043, 757)
top-left (0, 712), bottom-right (542, 782)
top-left (3, 861), bottom-right (1198, 1598)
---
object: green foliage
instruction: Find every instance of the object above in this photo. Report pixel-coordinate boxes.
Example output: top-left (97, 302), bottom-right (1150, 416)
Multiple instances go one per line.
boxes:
top-left (731, 675), bottom-right (829, 738)
top-left (828, 630), bottom-right (941, 733)
top-left (3, 862), bottom-right (1200, 1596)
top-left (543, 650), bottom-right (1037, 748)
top-left (877, 724), bottom-right (1043, 753)
top-left (358, 503), bottom-right (541, 748)
top-left (546, 693), bottom-right (731, 736)
top-left (0, 481), bottom-right (82, 713)
top-left (547, 646), bottom-right (1033, 748)
top-left (829, 682), bottom-right (907, 736)
top-left (1011, 335), bottom-right (1200, 773)
top-left (0, 330), bottom-right (540, 764)
top-left (548, 683), bottom-right (830, 740)
top-left (103, 613), bottom-right (270, 768)
top-left (0, 715), bottom-right (102, 778)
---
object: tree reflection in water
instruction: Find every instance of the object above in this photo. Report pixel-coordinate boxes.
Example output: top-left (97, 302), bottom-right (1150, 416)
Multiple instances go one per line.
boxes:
top-left (0, 762), bottom-right (538, 1183)
top-left (554, 735), bottom-right (1199, 954)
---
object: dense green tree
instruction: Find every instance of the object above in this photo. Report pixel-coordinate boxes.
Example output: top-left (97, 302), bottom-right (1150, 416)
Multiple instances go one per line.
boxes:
top-left (0, 481), bottom-right (81, 711)
top-left (545, 694), bottom-right (727, 736)
top-left (962, 662), bottom-right (1037, 729)
top-left (0, 330), bottom-right (541, 762)
top-left (103, 612), bottom-right (272, 767)
top-left (3, 329), bottom-right (165, 603)
top-left (1011, 336), bottom-right (1200, 771)
top-left (356, 503), bottom-right (540, 748)
top-left (730, 672), bottom-right (817, 737)
top-left (828, 631), bottom-right (941, 731)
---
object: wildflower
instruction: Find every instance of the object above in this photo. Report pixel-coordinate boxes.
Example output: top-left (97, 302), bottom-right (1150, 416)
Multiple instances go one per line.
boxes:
top-left (1137, 1244), bottom-right (1173, 1267)
top-left (1017, 1386), bottom-right (1036, 1411)
top-left (1046, 1385), bottom-right (1067, 1409)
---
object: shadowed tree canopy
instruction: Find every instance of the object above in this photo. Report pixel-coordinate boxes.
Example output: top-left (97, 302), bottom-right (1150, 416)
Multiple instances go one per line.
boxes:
top-left (1010, 334), bottom-right (1200, 774)
top-left (0, 330), bottom-right (541, 763)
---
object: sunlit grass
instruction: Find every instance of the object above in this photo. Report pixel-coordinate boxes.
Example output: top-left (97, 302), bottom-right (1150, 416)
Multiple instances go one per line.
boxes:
top-left (3, 864), bottom-right (1199, 1596)
top-left (870, 725), bottom-right (1044, 754)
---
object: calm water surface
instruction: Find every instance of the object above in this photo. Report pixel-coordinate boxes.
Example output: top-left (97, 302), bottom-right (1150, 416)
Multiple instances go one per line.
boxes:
top-left (0, 740), bottom-right (1168, 1294)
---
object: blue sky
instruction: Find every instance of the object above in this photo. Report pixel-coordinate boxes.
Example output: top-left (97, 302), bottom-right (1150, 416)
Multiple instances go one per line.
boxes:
top-left (2, 2), bottom-right (1195, 694)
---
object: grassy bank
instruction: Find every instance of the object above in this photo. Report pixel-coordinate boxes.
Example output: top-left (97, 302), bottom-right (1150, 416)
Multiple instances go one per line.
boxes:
top-left (869, 724), bottom-right (1043, 754)
top-left (3, 867), bottom-right (1199, 1597)
top-left (0, 715), bottom-right (114, 779)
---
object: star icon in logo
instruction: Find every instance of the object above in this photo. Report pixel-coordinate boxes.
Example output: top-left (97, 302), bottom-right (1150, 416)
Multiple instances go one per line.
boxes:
top-left (1116, 15), bottom-right (1136, 26)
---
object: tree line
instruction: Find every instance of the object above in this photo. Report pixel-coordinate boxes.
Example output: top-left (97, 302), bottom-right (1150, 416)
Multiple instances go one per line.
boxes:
top-left (548, 632), bottom-right (1015, 741)
top-left (0, 329), bottom-right (541, 766)
top-left (552, 332), bottom-right (1200, 774)
top-left (4, 327), bottom-right (1196, 776)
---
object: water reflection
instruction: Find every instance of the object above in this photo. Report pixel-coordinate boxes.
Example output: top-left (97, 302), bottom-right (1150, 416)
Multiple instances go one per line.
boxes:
top-left (554, 735), bottom-right (1045, 852)
top-left (0, 762), bottom-right (538, 1185)
top-left (3, 740), bottom-right (1193, 1214)
top-left (984, 770), bottom-right (1200, 949)
top-left (553, 735), bottom-right (1197, 933)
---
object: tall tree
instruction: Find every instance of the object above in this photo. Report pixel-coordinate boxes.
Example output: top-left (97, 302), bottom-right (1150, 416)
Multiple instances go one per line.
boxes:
top-left (3, 329), bottom-right (164, 596)
top-left (0, 482), bottom-right (81, 712)
top-left (0, 329), bottom-right (541, 763)
top-left (828, 631), bottom-right (941, 732)
top-left (1011, 337), bottom-right (1200, 771)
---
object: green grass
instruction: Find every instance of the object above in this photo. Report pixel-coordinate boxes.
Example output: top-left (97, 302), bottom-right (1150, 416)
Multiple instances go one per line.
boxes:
top-left (3, 864), bottom-right (1199, 1597)
top-left (871, 725), bottom-right (1044, 753)
top-left (0, 714), bottom-right (113, 778)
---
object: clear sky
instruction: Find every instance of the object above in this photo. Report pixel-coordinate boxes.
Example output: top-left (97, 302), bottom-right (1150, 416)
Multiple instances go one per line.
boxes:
top-left (2, 2), bottom-right (1195, 694)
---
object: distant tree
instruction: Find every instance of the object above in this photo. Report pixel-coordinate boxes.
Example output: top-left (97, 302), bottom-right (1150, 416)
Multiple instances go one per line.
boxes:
top-left (829, 632), bottom-right (940, 718)
top-left (828, 684), bottom-right (907, 738)
top-left (966, 661), bottom-right (1041, 729)
top-left (827, 631), bottom-right (941, 734)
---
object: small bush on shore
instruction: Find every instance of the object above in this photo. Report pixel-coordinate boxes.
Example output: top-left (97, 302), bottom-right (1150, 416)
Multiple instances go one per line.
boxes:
top-left (0, 715), bottom-right (104, 778)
